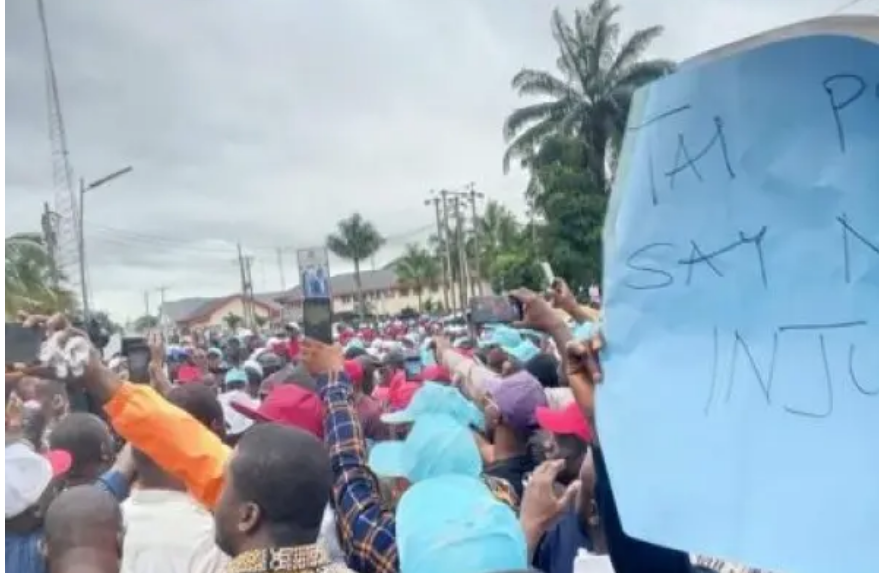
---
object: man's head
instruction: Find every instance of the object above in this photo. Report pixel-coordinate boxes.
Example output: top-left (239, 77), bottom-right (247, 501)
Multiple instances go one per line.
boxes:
top-left (534, 402), bottom-right (592, 485)
top-left (380, 349), bottom-right (406, 384)
top-left (213, 423), bottom-right (332, 557)
top-left (167, 384), bottom-right (226, 440)
top-left (357, 355), bottom-right (378, 396)
top-left (256, 351), bottom-right (285, 379)
top-left (224, 368), bottom-right (248, 393)
top-left (29, 379), bottom-right (70, 420)
top-left (47, 413), bottom-right (114, 486)
top-left (5, 442), bottom-right (71, 529)
top-left (524, 353), bottom-right (560, 388)
top-left (242, 360), bottom-right (264, 396)
top-left (43, 485), bottom-right (122, 573)
top-left (207, 348), bottom-right (224, 371)
top-left (484, 371), bottom-right (547, 447)
top-left (224, 338), bottom-right (243, 366)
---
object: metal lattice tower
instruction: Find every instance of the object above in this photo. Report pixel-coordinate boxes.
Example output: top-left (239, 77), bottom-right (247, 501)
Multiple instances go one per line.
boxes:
top-left (36, 0), bottom-right (81, 297)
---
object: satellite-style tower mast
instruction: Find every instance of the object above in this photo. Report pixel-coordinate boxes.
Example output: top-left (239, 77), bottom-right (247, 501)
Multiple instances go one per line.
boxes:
top-left (37, 0), bottom-right (82, 302)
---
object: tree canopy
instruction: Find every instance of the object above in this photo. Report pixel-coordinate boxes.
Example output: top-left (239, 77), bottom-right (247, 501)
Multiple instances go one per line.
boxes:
top-left (395, 244), bottom-right (440, 311)
top-left (327, 213), bottom-right (385, 318)
top-left (503, 0), bottom-right (673, 288)
top-left (504, 0), bottom-right (673, 195)
top-left (5, 232), bottom-right (76, 318)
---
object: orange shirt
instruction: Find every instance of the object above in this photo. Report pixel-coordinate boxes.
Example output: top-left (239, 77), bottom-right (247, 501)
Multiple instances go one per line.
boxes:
top-left (104, 382), bottom-right (228, 510)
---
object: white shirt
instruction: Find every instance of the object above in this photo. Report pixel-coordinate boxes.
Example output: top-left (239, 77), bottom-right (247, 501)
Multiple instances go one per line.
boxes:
top-left (122, 489), bottom-right (228, 573)
top-left (217, 391), bottom-right (260, 436)
top-left (320, 505), bottom-right (345, 564)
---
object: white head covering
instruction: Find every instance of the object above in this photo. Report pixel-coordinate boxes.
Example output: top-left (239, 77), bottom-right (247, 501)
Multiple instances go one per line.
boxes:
top-left (5, 442), bottom-right (70, 518)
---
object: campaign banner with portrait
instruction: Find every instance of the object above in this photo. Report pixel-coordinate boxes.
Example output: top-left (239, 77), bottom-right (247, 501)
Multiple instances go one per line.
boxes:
top-left (296, 247), bottom-right (331, 299)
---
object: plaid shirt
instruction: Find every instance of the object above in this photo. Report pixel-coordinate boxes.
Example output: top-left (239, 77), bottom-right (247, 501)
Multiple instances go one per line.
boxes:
top-left (320, 376), bottom-right (519, 574)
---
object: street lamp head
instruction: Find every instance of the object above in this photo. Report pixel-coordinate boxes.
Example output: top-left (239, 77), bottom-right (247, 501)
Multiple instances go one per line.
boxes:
top-left (86, 165), bottom-right (134, 191)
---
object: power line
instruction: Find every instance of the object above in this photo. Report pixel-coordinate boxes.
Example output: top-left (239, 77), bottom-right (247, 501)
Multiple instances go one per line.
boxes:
top-left (830, 0), bottom-right (869, 13)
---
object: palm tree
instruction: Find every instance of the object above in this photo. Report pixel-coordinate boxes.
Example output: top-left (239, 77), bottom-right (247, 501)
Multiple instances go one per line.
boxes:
top-left (503, 0), bottom-right (675, 194)
top-left (395, 244), bottom-right (440, 311)
top-left (476, 201), bottom-right (523, 278)
top-left (223, 312), bottom-right (243, 331)
top-left (133, 314), bottom-right (160, 332)
top-left (5, 233), bottom-right (75, 317)
top-left (326, 213), bottom-right (385, 318)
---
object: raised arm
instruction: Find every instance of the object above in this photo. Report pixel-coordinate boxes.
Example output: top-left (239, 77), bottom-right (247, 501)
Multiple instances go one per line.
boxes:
top-left (302, 339), bottom-right (399, 573)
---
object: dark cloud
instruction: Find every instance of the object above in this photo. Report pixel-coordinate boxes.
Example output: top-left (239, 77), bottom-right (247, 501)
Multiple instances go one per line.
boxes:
top-left (5, 0), bottom-right (844, 319)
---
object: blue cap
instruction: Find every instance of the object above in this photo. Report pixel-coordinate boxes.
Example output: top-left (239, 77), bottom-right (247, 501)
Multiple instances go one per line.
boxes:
top-left (224, 368), bottom-right (248, 385)
top-left (381, 382), bottom-right (484, 429)
top-left (478, 325), bottom-right (540, 363)
top-left (396, 475), bottom-right (528, 573)
top-left (420, 346), bottom-right (436, 366)
top-left (368, 414), bottom-right (481, 482)
top-left (572, 321), bottom-right (595, 341)
top-left (504, 341), bottom-right (540, 363)
top-left (345, 338), bottom-right (365, 351)
top-left (478, 325), bottom-right (522, 349)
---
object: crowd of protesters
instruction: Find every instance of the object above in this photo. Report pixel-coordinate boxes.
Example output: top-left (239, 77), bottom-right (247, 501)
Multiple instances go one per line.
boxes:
top-left (6, 280), bottom-right (756, 573)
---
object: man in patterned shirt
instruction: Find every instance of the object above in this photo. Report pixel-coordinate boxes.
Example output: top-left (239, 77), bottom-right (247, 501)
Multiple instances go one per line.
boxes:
top-left (215, 424), bottom-right (349, 573)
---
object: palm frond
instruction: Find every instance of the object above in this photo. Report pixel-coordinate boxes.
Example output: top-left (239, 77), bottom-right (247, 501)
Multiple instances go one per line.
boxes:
top-left (550, 8), bottom-right (585, 84)
top-left (606, 26), bottom-right (666, 85)
top-left (614, 58), bottom-right (675, 92)
top-left (503, 100), bottom-right (564, 142)
top-left (503, 117), bottom-right (561, 173)
top-left (511, 69), bottom-right (578, 101)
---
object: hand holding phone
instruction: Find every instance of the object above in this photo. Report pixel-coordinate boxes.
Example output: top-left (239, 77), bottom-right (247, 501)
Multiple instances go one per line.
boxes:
top-left (5, 323), bottom-right (43, 365)
top-left (122, 337), bottom-right (151, 384)
top-left (303, 298), bottom-right (333, 345)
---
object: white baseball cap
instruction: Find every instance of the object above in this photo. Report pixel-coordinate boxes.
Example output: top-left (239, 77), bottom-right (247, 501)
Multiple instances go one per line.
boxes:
top-left (5, 442), bottom-right (72, 518)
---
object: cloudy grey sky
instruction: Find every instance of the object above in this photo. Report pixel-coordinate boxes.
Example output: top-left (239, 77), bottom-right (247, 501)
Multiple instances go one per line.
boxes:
top-left (6, 0), bottom-right (873, 321)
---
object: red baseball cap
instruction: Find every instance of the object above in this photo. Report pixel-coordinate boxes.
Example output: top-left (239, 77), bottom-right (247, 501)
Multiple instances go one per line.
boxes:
top-left (232, 384), bottom-right (324, 439)
top-left (421, 364), bottom-right (451, 384)
top-left (343, 360), bottom-right (364, 386)
top-left (389, 381), bottom-right (421, 412)
top-left (176, 364), bottom-right (203, 384)
top-left (535, 402), bottom-right (593, 442)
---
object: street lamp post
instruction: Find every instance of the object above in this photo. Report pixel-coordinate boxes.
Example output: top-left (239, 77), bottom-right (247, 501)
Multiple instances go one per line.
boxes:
top-left (78, 165), bottom-right (133, 322)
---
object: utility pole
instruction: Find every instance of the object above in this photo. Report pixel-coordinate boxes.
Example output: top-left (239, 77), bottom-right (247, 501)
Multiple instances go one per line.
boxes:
top-left (155, 286), bottom-right (169, 330)
top-left (275, 248), bottom-right (287, 291)
top-left (244, 255), bottom-right (256, 315)
top-left (439, 190), bottom-right (458, 314)
top-left (237, 243), bottom-right (250, 328)
top-left (41, 202), bottom-right (60, 288)
top-left (443, 185), bottom-right (485, 300)
top-left (77, 166), bottom-right (133, 323)
top-left (143, 290), bottom-right (151, 317)
top-left (462, 183), bottom-right (485, 297)
top-left (425, 193), bottom-right (452, 312)
top-left (446, 192), bottom-right (470, 313)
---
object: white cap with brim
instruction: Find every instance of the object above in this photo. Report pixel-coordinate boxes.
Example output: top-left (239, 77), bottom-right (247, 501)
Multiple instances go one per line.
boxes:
top-left (5, 442), bottom-right (72, 518)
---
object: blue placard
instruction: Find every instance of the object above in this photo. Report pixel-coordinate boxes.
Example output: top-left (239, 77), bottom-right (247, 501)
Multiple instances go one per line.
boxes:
top-left (601, 33), bottom-right (879, 573)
